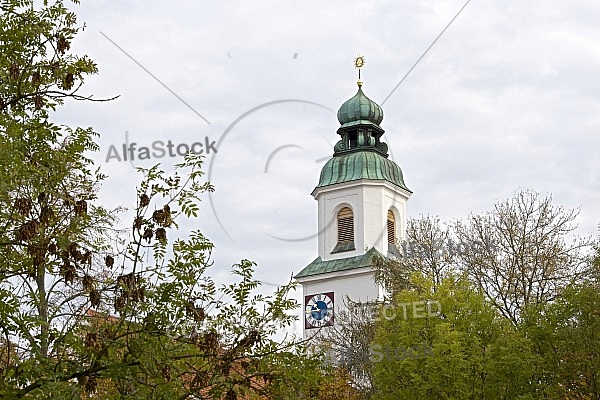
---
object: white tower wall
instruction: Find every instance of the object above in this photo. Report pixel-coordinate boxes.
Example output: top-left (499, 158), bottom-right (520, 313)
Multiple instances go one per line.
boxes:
top-left (313, 180), bottom-right (411, 262)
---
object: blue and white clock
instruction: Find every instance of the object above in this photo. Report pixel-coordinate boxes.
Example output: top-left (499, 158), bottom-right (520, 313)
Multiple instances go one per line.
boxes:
top-left (305, 292), bottom-right (334, 329)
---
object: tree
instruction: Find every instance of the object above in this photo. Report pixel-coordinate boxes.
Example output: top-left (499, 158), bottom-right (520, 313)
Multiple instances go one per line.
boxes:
top-left (455, 190), bottom-right (590, 324)
top-left (0, 0), bottom-right (110, 114)
top-left (368, 191), bottom-right (594, 399)
top-left (521, 259), bottom-right (600, 398)
top-left (375, 191), bottom-right (590, 324)
top-left (373, 215), bottom-right (454, 295)
top-left (317, 368), bottom-right (363, 400)
top-left (371, 273), bottom-right (536, 400)
top-left (1, 1), bottom-right (116, 395)
top-left (0, 1), bottom-right (330, 398)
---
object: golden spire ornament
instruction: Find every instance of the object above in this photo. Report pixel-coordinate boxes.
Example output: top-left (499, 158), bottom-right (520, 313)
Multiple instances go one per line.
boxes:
top-left (354, 55), bottom-right (365, 87)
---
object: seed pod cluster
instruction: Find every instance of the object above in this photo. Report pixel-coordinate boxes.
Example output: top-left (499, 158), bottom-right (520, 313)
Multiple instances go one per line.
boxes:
top-left (39, 205), bottom-right (54, 224)
top-left (14, 198), bottom-right (32, 216)
top-left (30, 247), bottom-right (45, 267)
top-left (114, 273), bottom-right (146, 312)
top-left (74, 200), bottom-right (87, 216)
top-left (139, 193), bottom-right (150, 207)
top-left (68, 242), bottom-right (80, 260)
top-left (105, 255), bottom-right (114, 267)
top-left (238, 330), bottom-right (261, 349)
top-left (48, 242), bottom-right (58, 255)
top-left (89, 289), bottom-right (101, 308)
top-left (60, 259), bottom-right (76, 283)
top-left (185, 303), bottom-right (206, 323)
top-left (56, 36), bottom-right (70, 54)
top-left (34, 95), bottom-right (43, 110)
top-left (84, 332), bottom-right (102, 352)
top-left (152, 204), bottom-right (172, 227)
top-left (31, 70), bottom-right (41, 85)
top-left (198, 330), bottom-right (219, 354)
top-left (62, 73), bottom-right (74, 90)
top-left (15, 220), bottom-right (38, 242)
top-left (9, 63), bottom-right (19, 79)
top-left (155, 227), bottom-right (167, 243)
top-left (142, 228), bottom-right (153, 242)
top-left (82, 275), bottom-right (94, 292)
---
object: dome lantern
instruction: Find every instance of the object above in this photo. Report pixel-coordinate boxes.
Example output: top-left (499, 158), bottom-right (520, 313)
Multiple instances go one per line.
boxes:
top-left (332, 82), bottom-right (389, 158)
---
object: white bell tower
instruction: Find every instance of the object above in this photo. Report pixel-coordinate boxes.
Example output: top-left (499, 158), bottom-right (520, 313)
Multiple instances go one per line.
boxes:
top-left (295, 68), bottom-right (412, 338)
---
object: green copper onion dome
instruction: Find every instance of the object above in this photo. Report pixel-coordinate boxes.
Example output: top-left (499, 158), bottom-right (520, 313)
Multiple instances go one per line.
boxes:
top-left (337, 84), bottom-right (384, 129)
top-left (315, 79), bottom-right (410, 193)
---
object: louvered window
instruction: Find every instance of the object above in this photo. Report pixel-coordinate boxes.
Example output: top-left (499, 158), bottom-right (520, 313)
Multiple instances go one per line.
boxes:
top-left (337, 207), bottom-right (354, 243)
top-left (387, 210), bottom-right (396, 245)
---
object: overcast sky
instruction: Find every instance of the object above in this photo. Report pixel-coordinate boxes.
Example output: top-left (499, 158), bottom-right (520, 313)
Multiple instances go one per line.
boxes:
top-left (54, 0), bottom-right (600, 332)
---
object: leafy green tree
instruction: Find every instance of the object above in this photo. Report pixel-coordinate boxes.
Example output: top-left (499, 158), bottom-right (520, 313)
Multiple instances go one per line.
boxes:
top-left (0, 1), bottom-right (115, 395)
top-left (0, 1), bottom-right (330, 398)
top-left (0, 0), bottom-right (107, 113)
top-left (369, 206), bottom-right (599, 399)
top-left (352, 193), bottom-right (595, 399)
top-left (522, 274), bottom-right (600, 398)
top-left (372, 273), bottom-right (536, 400)
top-left (317, 368), bottom-right (363, 400)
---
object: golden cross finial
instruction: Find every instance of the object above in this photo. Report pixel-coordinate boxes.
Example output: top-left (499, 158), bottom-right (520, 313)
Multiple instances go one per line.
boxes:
top-left (354, 55), bottom-right (365, 87)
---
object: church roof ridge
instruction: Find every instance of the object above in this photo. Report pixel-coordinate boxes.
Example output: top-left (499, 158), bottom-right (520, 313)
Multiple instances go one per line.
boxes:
top-left (294, 247), bottom-right (384, 279)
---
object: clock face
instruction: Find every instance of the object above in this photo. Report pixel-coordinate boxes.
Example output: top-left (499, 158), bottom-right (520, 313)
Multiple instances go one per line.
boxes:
top-left (305, 292), bottom-right (334, 329)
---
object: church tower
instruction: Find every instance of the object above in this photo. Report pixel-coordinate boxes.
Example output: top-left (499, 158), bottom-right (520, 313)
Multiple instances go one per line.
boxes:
top-left (294, 66), bottom-right (412, 337)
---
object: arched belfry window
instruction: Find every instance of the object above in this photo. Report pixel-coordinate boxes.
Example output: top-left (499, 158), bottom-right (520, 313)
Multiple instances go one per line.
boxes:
top-left (338, 207), bottom-right (354, 243)
top-left (387, 210), bottom-right (396, 245)
top-left (387, 209), bottom-right (402, 257)
top-left (332, 207), bottom-right (356, 253)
